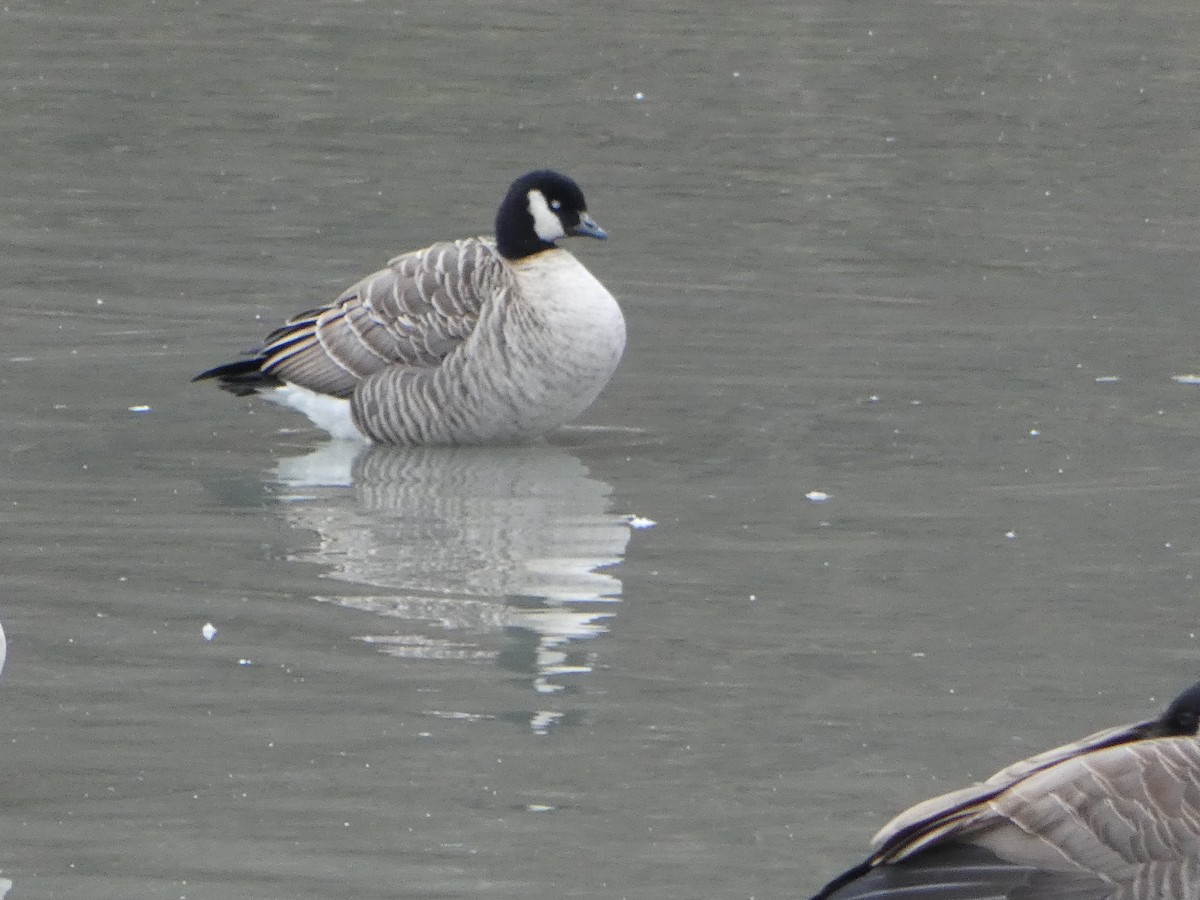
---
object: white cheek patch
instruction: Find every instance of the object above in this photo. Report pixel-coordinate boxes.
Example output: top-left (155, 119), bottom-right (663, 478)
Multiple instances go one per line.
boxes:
top-left (527, 189), bottom-right (566, 243)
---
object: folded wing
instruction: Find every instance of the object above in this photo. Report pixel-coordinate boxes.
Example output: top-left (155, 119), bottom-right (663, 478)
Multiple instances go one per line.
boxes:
top-left (869, 721), bottom-right (1152, 862)
top-left (259, 238), bottom-right (509, 398)
top-left (818, 736), bottom-right (1200, 900)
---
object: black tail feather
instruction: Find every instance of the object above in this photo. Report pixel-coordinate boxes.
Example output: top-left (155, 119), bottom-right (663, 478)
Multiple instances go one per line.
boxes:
top-left (811, 860), bottom-right (874, 899)
top-left (193, 358), bottom-right (281, 397)
top-left (811, 844), bottom-right (1104, 899)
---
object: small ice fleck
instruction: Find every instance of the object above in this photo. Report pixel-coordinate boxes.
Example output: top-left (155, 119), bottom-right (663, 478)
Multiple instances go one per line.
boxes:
top-left (1005, 530), bottom-right (1017, 540)
top-left (634, 91), bottom-right (645, 101)
top-left (202, 622), bottom-right (217, 642)
top-left (806, 491), bottom-right (830, 503)
top-left (912, 652), bottom-right (925, 658)
top-left (128, 404), bottom-right (152, 413)
top-left (526, 803), bottom-right (555, 813)
top-left (96, 298), bottom-right (104, 306)
top-left (9, 356), bottom-right (34, 363)
top-left (1029, 428), bottom-right (1040, 437)
top-left (237, 658), bottom-right (253, 666)
top-left (1094, 375), bottom-right (1120, 383)
top-left (624, 515), bottom-right (656, 529)
top-left (1172, 374), bottom-right (1200, 385)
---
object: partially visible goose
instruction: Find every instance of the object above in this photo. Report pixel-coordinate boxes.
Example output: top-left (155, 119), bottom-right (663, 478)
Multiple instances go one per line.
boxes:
top-left (195, 169), bottom-right (625, 445)
top-left (813, 681), bottom-right (1200, 899)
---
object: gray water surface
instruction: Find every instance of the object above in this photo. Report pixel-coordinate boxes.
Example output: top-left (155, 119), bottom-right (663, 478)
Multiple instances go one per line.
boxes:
top-left (4, 2), bottom-right (1200, 898)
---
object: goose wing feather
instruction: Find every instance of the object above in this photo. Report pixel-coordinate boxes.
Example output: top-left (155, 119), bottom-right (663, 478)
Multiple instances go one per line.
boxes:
top-left (870, 721), bottom-right (1154, 861)
top-left (973, 738), bottom-right (1200, 888)
top-left (824, 737), bottom-right (1200, 899)
top-left (258, 238), bottom-right (508, 398)
top-left (816, 683), bottom-right (1200, 900)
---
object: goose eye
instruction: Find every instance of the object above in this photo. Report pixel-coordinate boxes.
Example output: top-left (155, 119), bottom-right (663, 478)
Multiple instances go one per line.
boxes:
top-left (549, 199), bottom-right (562, 211)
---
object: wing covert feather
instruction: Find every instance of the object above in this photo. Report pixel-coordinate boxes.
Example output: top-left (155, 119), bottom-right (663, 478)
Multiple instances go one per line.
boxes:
top-left (258, 238), bottom-right (508, 397)
top-left (871, 722), bottom-right (1155, 860)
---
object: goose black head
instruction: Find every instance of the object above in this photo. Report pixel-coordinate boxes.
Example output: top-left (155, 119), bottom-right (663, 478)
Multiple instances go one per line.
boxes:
top-left (495, 169), bottom-right (606, 260)
top-left (1157, 680), bottom-right (1200, 736)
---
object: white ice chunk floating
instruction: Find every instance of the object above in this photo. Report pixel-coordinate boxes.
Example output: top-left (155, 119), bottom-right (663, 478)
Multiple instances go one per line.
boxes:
top-left (623, 515), bottom-right (656, 529)
top-left (128, 404), bottom-right (152, 413)
top-left (806, 491), bottom-right (830, 503)
top-left (202, 622), bottom-right (217, 642)
top-left (1172, 374), bottom-right (1200, 385)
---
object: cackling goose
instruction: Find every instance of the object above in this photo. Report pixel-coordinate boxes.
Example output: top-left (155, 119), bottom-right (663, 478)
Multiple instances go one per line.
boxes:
top-left (195, 170), bottom-right (625, 445)
top-left (813, 680), bottom-right (1200, 899)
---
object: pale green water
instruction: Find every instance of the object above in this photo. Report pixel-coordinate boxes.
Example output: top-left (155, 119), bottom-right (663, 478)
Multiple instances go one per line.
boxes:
top-left (3, 1), bottom-right (1200, 897)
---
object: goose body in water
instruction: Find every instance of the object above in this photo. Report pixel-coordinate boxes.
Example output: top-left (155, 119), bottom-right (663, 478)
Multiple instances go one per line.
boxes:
top-left (813, 681), bottom-right (1200, 899)
top-left (195, 170), bottom-right (625, 445)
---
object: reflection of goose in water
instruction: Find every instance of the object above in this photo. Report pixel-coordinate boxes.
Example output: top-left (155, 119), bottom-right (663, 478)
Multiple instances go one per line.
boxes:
top-left (273, 441), bottom-right (635, 732)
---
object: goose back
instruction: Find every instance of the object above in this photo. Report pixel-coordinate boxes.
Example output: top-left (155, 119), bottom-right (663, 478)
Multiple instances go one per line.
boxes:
top-left (869, 720), bottom-right (1159, 861)
top-left (814, 683), bottom-right (1200, 900)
